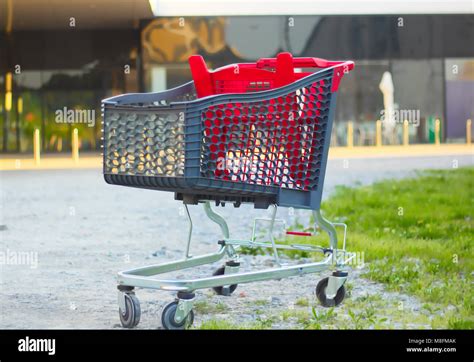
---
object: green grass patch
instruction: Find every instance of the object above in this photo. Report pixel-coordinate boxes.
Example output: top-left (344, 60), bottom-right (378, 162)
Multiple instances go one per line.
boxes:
top-left (298, 167), bottom-right (473, 329)
top-left (197, 319), bottom-right (242, 329)
top-left (295, 297), bottom-right (310, 307)
top-left (281, 309), bottom-right (309, 324)
top-left (198, 317), bottom-right (277, 330)
top-left (253, 299), bottom-right (269, 306)
top-left (193, 300), bottom-right (227, 314)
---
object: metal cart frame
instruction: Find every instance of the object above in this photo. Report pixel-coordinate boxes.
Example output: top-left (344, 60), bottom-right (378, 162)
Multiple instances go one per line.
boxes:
top-left (117, 201), bottom-right (354, 328)
top-left (105, 53), bottom-right (356, 329)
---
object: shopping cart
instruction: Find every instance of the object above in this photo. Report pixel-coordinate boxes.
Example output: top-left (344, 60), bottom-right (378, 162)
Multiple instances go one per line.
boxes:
top-left (102, 52), bottom-right (355, 329)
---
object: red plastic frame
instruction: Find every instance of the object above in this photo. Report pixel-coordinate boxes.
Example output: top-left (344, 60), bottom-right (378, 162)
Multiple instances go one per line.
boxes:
top-left (189, 52), bottom-right (354, 97)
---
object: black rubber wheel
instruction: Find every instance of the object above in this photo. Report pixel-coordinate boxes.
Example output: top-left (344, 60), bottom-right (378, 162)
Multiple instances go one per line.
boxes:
top-left (161, 301), bottom-right (194, 330)
top-left (315, 277), bottom-right (346, 307)
top-left (212, 266), bottom-right (238, 296)
top-left (119, 293), bottom-right (141, 328)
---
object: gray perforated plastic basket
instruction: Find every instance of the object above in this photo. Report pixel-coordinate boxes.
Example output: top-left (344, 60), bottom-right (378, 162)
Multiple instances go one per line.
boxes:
top-left (102, 67), bottom-right (340, 209)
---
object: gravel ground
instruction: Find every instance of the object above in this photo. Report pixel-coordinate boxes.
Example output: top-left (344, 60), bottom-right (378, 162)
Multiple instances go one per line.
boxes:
top-left (0, 154), bottom-right (472, 329)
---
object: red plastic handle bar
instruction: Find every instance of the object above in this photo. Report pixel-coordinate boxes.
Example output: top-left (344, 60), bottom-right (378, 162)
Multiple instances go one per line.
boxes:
top-left (189, 52), bottom-right (354, 97)
top-left (286, 231), bottom-right (313, 237)
top-left (257, 55), bottom-right (354, 72)
top-left (256, 52), bottom-right (354, 91)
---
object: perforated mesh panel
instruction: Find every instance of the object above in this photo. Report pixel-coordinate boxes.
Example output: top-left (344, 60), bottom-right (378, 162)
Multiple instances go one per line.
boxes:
top-left (104, 110), bottom-right (185, 176)
top-left (200, 77), bottom-right (332, 191)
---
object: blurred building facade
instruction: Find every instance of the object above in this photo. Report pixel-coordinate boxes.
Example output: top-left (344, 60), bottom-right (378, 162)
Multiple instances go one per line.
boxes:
top-left (0, 0), bottom-right (473, 153)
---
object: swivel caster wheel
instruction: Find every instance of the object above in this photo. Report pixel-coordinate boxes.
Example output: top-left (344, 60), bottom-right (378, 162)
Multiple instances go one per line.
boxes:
top-left (119, 293), bottom-right (141, 328)
top-left (316, 276), bottom-right (346, 307)
top-left (161, 301), bottom-right (194, 330)
top-left (212, 263), bottom-right (239, 296)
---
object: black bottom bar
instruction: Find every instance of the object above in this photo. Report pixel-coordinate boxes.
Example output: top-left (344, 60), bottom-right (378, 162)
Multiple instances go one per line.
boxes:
top-left (0, 330), bottom-right (471, 361)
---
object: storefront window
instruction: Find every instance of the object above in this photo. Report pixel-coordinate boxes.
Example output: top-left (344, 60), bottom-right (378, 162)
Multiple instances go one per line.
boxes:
top-left (445, 58), bottom-right (474, 140)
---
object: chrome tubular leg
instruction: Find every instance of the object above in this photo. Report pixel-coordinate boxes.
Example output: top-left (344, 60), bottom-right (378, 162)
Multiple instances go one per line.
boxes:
top-left (313, 209), bottom-right (338, 249)
top-left (313, 210), bottom-right (349, 293)
top-left (203, 201), bottom-right (238, 257)
top-left (184, 204), bottom-right (193, 259)
top-left (313, 209), bottom-right (338, 263)
top-left (203, 201), bottom-right (229, 239)
top-left (268, 204), bottom-right (281, 266)
top-left (203, 201), bottom-right (239, 292)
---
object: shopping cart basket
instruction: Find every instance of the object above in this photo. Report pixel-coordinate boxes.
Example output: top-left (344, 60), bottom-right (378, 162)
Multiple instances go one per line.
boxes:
top-left (103, 52), bottom-right (355, 329)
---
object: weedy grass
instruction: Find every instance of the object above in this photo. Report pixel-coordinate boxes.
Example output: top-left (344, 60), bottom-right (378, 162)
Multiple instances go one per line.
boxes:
top-left (261, 168), bottom-right (473, 329)
top-left (305, 167), bottom-right (473, 329)
top-left (295, 297), bottom-right (310, 307)
top-left (193, 300), bottom-right (227, 314)
top-left (281, 309), bottom-right (309, 324)
top-left (197, 319), bottom-right (243, 329)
